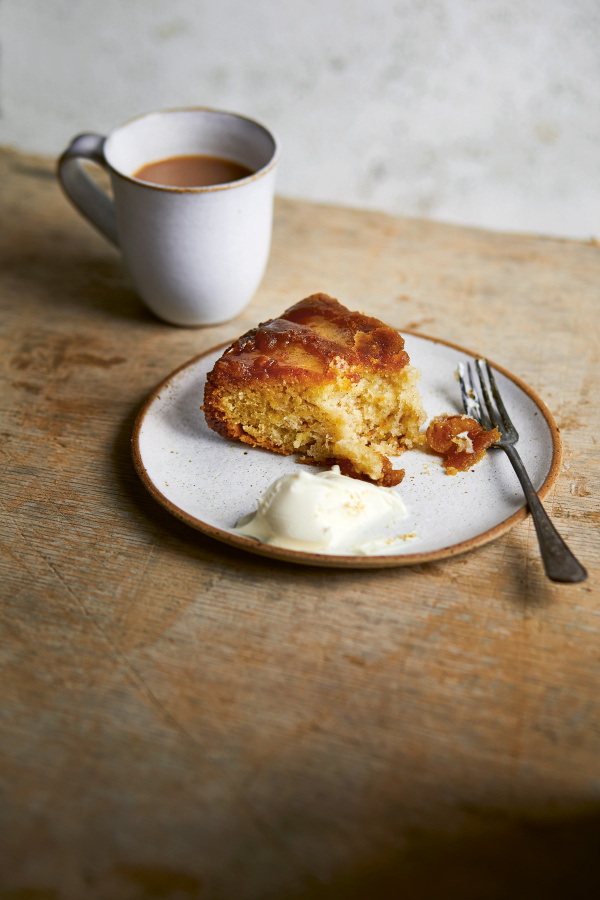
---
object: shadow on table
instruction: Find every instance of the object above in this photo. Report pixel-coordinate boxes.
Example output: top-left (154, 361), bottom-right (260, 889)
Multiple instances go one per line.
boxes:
top-left (1, 805), bottom-right (596, 899)
top-left (284, 805), bottom-right (600, 900)
top-left (1, 216), bottom-right (161, 325)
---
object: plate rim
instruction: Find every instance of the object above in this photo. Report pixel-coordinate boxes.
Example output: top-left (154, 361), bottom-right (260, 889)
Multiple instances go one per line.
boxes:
top-left (131, 331), bottom-right (562, 569)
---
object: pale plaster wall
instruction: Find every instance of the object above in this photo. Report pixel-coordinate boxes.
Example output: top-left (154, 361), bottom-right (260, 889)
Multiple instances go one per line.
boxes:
top-left (2, 0), bottom-right (599, 239)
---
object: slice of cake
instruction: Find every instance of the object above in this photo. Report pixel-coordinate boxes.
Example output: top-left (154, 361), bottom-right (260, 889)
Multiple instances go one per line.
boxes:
top-left (202, 293), bottom-right (426, 485)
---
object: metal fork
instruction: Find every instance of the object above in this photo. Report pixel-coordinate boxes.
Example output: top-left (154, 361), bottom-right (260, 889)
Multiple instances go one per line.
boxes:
top-left (458, 359), bottom-right (587, 584)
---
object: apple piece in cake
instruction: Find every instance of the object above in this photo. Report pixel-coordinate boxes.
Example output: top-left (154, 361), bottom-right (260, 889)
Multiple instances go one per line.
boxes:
top-left (426, 413), bottom-right (500, 474)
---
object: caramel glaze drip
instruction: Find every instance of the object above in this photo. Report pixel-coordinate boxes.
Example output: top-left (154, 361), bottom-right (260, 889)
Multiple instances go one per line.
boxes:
top-left (209, 293), bottom-right (410, 386)
top-left (426, 414), bottom-right (500, 472)
top-left (322, 455), bottom-right (405, 487)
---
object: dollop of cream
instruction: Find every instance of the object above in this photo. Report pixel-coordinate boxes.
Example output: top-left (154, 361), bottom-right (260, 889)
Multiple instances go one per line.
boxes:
top-left (234, 466), bottom-right (407, 552)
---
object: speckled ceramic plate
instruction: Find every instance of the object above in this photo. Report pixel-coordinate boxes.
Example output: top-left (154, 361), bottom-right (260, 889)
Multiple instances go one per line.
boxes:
top-left (131, 333), bottom-right (561, 568)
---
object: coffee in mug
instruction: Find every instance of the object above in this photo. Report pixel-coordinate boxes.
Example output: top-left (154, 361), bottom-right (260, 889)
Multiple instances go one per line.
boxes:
top-left (57, 108), bottom-right (280, 326)
top-left (133, 154), bottom-right (253, 188)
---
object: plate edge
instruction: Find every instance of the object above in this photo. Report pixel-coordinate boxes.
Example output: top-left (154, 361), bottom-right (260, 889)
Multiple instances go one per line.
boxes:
top-left (130, 332), bottom-right (563, 569)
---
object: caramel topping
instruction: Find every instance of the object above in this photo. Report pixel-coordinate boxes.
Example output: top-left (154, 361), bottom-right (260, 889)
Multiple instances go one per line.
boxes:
top-left (211, 293), bottom-right (410, 385)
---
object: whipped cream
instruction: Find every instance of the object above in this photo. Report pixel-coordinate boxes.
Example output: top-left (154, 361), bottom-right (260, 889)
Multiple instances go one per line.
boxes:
top-left (234, 465), bottom-right (407, 553)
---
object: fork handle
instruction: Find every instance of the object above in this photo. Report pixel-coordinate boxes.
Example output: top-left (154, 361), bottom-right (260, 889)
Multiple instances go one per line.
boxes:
top-left (502, 444), bottom-right (587, 583)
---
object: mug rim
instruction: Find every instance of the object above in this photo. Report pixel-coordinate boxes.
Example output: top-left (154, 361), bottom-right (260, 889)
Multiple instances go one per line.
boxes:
top-left (103, 106), bottom-right (281, 194)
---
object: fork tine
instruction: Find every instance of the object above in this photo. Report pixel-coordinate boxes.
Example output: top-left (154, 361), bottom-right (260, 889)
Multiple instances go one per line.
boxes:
top-left (474, 359), bottom-right (499, 431)
top-left (467, 362), bottom-right (489, 426)
top-left (458, 362), bottom-right (480, 421)
top-left (459, 361), bottom-right (487, 424)
top-left (483, 359), bottom-right (519, 440)
top-left (465, 361), bottom-right (492, 430)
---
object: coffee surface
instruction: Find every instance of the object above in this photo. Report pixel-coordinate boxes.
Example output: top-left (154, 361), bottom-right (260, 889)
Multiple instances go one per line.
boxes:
top-left (133, 154), bottom-right (253, 187)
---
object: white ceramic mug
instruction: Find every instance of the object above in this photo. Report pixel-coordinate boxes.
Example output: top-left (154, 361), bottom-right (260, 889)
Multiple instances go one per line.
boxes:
top-left (58, 108), bottom-right (280, 326)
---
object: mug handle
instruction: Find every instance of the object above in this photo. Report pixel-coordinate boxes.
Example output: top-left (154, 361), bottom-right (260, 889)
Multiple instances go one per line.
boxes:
top-left (57, 133), bottom-right (119, 246)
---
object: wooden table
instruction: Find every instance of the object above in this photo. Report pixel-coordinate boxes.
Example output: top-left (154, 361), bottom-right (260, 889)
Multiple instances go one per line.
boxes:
top-left (1, 147), bottom-right (599, 898)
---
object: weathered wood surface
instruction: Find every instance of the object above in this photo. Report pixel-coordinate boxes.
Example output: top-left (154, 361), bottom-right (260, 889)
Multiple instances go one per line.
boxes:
top-left (1, 146), bottom-right (599, 899)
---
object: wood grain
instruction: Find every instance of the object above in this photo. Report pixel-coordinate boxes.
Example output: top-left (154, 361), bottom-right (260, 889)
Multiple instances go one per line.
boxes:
top-left (0, 147), bottom-right (599, 899)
